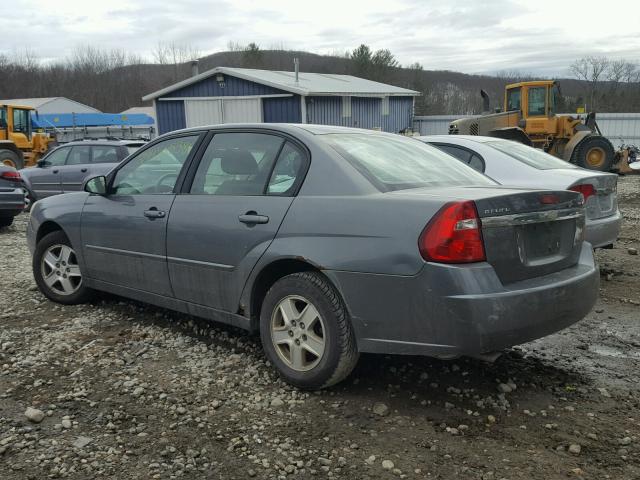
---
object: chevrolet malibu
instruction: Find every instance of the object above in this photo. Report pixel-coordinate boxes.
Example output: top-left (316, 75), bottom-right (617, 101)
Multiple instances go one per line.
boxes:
top-left (27, 124), bottom-right (599, 389)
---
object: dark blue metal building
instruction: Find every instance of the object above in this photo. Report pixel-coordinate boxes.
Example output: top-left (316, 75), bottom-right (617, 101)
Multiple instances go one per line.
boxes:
top-left (142, 67), bottom-right (419, 135)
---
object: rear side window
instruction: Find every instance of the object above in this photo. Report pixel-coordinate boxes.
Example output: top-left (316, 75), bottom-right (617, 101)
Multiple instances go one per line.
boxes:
top-left (323, 134), bottom-right (494, 191)
top-left (267, 142), bottom-right (306, 195)
top-left (91, 146), bottom-right (120, 164)
top-left (485, 140), bottom-right (577, 170)
top-left (190, 133), bottom-right (284, 195)
top-left (66, 146), bottom-right (91, 165)
top-left (527, 87), bottom-right (546, 116)
top-left (432, 144), bottom-right (485, 173)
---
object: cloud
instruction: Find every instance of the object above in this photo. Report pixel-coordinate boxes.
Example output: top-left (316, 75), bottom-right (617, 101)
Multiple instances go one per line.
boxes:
top-left (4, 0), bottom-right (640, 76)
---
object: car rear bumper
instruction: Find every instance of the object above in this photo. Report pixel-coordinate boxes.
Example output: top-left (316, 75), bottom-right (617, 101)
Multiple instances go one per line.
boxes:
top-left (326, 243), bottom-right (599, 357)
top-left (0, 188), bottom-right (26, 217)
top-left (585, 209), bottom-right (621, 248)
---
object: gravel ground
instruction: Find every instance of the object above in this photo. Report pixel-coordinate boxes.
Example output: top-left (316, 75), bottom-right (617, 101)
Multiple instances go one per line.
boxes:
top-left (1, 176), bottom-right (639, 480)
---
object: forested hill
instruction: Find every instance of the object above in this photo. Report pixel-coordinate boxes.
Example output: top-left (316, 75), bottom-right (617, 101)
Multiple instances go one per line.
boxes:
top-left (1, 46), bottom-right (638, 115)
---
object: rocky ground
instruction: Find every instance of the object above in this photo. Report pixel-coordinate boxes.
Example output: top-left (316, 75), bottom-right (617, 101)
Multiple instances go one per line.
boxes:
top-left (1, 176), bottom-right (639, 480)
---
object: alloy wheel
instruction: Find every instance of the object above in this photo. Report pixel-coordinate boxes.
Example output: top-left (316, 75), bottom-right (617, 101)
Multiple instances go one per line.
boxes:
top-left (40, 244), bottom-right (82, 296)
top-left (270, 295), bottom-right (326, 372)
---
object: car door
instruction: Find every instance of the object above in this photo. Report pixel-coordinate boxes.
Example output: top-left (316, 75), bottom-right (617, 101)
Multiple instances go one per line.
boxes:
top-left (29, 146), bottom-right (70, 198)
top-left (59, 145), bottom-right (91, 192)
top-left (166, 132), bottom-right (308, 313)
top-left (80, 133), bottom-right (203, 296)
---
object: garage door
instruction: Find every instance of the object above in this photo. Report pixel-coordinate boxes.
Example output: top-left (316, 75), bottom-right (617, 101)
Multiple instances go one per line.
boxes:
top-left (223, 98), bottom-right (262, 123)
top-left (184, 98), bottom-right (262, 127)
top-left (185, 99), bottom-right (222, 128)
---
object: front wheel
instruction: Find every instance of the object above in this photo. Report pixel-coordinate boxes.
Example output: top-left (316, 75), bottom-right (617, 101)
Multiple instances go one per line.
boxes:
top-left (33, 231), bottom-right (94, 304)
top-left (260, 272), bottom-right (359, 389)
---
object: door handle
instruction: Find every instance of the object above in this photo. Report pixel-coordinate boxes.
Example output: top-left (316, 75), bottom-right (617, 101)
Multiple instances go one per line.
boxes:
top-left (238, 211), bottom-right (269, 225)
top-left (53, 169), bottom-right (59, 174)
top-left (81, 168), bottom-right (87, 173)
top-left (144, 207), bottom-right (166, 219)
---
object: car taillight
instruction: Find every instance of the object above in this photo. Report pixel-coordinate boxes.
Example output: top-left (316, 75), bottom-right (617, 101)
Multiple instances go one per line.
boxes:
top-left (0, 170), bottom-right (22, 181)
top-left (419, 200), bottom-right (486, 263)
top-left (569, 184), bottom-right (595, 202)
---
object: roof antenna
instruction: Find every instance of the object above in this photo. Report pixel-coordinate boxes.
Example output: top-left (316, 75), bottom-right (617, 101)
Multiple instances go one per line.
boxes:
top-left (294, 58), bottom-right (299, 84)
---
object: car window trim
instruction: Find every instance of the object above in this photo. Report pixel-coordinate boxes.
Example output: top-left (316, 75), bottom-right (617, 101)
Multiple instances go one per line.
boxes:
top-left (179, 128), bottom-right (311, 197)
top-left (106, 131), bottom-right (208, 195)
top-left (430, 142), bottom-right (486, 173)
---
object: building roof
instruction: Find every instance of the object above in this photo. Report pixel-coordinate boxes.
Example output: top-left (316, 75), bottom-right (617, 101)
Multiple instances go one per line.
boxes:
top-left (0, 97), bottom-right (100, 113)
top-left (142, 67), bottom-right (420, 101)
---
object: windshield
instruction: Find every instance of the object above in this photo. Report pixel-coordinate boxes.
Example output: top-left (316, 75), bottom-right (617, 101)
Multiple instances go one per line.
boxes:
top-left (323, 133), bottom-right (495, 191)
top-left (485, 140), bottom-right (577, 170)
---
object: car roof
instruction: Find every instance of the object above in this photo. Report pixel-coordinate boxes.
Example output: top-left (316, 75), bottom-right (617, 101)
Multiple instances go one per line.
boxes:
top-left (55, 139), bottom-right (146, 147)
top-left (419, 135), bottom-right (500, 144)
top-left (169, 123), bottom-right (400, 137)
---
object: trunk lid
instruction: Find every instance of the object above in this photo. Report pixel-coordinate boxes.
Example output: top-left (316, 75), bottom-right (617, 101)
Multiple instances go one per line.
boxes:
top-left (391, 186), bottom-right (585, 284)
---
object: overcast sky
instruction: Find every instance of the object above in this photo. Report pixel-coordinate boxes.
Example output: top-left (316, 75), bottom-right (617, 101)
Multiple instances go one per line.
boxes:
top-left (6, 0), bottom-right (640, 76)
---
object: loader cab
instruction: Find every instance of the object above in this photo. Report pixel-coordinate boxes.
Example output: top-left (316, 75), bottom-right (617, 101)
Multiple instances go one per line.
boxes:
top-left (504, 80), bottom-right (558, 119)
top-left (0, 104), bottom-right (34, 143)
top-left (504, 81), bottom-right (560, 138)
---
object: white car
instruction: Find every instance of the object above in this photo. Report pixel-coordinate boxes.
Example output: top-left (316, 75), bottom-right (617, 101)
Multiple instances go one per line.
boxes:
top-left (419, 135), bottom-right (621, 248)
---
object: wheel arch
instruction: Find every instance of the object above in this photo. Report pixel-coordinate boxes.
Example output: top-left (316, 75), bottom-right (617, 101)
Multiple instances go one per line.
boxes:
top-left (36, 220), bottom-right (66, 244)
top-left (247, 257), bottom-right (330, 329)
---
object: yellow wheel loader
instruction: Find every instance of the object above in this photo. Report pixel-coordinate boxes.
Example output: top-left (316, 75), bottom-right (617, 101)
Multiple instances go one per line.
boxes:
top-left (0, 104), bottom-right (51, 169)
top-left (449, 80), bottom-right (616, 171)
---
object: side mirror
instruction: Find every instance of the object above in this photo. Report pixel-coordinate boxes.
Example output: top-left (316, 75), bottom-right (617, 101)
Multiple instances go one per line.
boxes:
top-left (36, 159), bottom-right (48, 168)
top-left (84, 176), bottom-right (107, 195)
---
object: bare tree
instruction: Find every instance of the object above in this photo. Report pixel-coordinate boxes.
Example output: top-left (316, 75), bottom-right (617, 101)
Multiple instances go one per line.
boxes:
top-left (570, 56), bottom-right (610, 110)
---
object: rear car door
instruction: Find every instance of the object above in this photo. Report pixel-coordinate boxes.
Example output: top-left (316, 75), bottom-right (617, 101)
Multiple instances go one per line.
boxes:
top-left (167, 132), bottom-right (308, 312)
top-left (81, 134), bottom-right (203, 296)
top-left (59, 145), bottom-right (91, 192)
top-left (29, 146), bottom-right (70, 198)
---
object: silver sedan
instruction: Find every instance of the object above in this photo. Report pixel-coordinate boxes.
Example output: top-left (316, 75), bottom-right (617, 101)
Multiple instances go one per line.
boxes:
top-left (419, 135), bottom-right (622, 248)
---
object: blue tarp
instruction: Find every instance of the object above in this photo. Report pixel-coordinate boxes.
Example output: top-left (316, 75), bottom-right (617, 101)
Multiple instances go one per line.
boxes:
top-left (31, 112), bottom-right (154, 129)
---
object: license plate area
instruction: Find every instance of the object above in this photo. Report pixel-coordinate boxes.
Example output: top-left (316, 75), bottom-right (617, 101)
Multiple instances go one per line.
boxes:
top-left (519, 219), bottom-right (575, 266)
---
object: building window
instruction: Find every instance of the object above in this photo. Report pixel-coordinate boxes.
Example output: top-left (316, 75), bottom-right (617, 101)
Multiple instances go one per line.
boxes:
top-left (342, 96), bottom-right (352, 118)
top-left (382, 96), bottom-right (389, 116)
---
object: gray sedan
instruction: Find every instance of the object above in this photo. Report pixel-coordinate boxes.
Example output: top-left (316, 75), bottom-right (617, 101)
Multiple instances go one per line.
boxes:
top-left (419, 135), bottom-right (622, 248)
top-left (27, 124), bottom-right (599, 389)
top-left (20, 140), bottom-right (145, 203)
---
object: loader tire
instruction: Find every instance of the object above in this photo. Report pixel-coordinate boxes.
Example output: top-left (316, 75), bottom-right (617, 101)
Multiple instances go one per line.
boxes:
top-left (0, 149), bottom-right (24, 170)
top-left (571, 136), bottom-right (614, 171)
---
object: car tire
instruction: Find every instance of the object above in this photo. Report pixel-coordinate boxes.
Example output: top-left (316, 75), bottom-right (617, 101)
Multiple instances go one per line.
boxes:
top-left (33, 230), bottom-right (94, 305)
top-left (260, 272), bottom-right (359, 389)
top-left (0, 216), bottom-right (13, 228)
top-left (0, 149), bottom-right (25, 169)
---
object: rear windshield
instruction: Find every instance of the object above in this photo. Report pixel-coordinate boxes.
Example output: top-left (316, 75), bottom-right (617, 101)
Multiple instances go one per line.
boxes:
top-left (485, 140), bottom-right (577, 170)
top-left (323, 133), bottom-right (495, 191)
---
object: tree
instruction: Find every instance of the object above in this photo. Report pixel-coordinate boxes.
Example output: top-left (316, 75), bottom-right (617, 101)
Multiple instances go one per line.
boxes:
top-left (570, 56), bottom-right (610, 110)
top-left (350, 44), bottom-right (373, 77)
top-left (242, 42), bottom-right (263, 67)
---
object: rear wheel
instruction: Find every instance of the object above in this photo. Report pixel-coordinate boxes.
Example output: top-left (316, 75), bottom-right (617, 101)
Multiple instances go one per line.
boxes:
top-left (33, 231), bottom-right (94, 304)
top-left (0, 149), bottom-right (24, 169)
top-left (260, 272), bottom-right (359, 389)
top-left (571, 136), bottom-right (614, 171)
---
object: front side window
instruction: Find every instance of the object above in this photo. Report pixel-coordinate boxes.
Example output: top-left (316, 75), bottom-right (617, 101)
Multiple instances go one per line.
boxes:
top-left (324, 134), bottom-right (494, 191)
top-left (190, 133), bottom-right (284, 195)
top-left (0, 107), bottom-right (7, 128)
top-left (66, 146), bottom-right (91, 165)
top-left (91, 146), bottom-right (120, 164)
top-left (43, 147), bottom-right (70, 167)
top-left (527, 87), bottom-right (546, 116)
top-left (506, 88), bottom-right (521, 111)
top-left (112, 135), bottom-right (199, 195)
top-left (485, 140), bottom-right (577, 170)
top-left (13, 109), bottom-right (30, 134)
